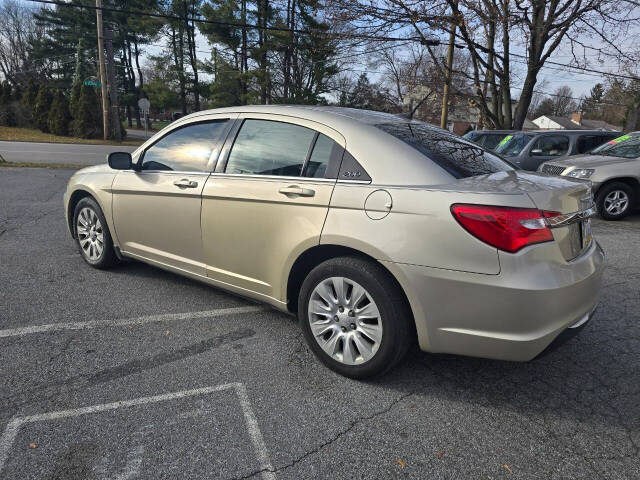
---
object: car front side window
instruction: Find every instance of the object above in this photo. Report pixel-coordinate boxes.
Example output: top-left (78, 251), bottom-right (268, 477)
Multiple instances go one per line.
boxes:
top-left (531, 135), bottom-right (569, 157)
top-left (225, 119), bottom-right (317, 176)
top-left (140, 120), bottom-right (229, 172)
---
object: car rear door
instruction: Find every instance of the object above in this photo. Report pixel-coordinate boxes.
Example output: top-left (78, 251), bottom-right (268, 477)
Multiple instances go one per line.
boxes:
top-left (111, 114), bottom-right (236, 275)
top-left (201, 114), bottom-right (345, 304)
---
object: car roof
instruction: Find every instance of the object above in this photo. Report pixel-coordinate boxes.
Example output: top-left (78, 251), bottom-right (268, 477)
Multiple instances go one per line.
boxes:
top-left (183, 105), bottom-right (445, 130)
top-left (524, 129), bottom-right (619, 136)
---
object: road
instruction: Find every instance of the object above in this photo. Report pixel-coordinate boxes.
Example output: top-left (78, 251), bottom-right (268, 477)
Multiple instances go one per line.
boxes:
top-left (1, 167), bottom-right (639, 479)
top-left (0, 141), bottom-right (137, 166)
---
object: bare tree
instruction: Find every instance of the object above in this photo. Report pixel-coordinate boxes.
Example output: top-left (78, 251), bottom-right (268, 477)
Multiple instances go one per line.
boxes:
top-left (329, 0), bottom-right (636, 128)
top-left (0, 0), bottom-right (46, 86)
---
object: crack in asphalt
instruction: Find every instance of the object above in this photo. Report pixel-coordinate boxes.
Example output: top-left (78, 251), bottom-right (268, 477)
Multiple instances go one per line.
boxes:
top-left (226, 390), bottom-right (417, 480)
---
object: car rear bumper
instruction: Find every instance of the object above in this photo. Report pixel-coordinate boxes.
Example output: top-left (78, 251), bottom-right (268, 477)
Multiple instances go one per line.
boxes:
top-left (383, 240), bottom-right (605, 361)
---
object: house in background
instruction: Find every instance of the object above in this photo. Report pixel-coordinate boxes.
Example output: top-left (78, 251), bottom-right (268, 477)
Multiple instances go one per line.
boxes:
top-left (532, 112), bottom-right (621, 131)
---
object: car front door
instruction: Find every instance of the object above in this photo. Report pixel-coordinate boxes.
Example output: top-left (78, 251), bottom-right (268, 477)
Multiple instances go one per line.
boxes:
top-left (111, 115), bottom-right (236, 275)
top-left (524, 134), bottom-right (570, 170)
top-left (201, 115), bottom-right (344, 305)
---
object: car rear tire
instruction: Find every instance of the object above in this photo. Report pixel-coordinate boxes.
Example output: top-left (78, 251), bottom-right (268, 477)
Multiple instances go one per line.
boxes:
top-left (298, 256), bottom-right (413, 379)
top-left (596, 182), bottom-right (635, 220)
top-left (73, 197), bottom-right (118, 269)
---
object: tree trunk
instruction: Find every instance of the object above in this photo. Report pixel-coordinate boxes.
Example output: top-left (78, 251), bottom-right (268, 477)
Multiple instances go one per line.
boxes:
top-left (240, 0), bottom-right (248, 104)
top-left (283, 0), bottom-right (291, 100)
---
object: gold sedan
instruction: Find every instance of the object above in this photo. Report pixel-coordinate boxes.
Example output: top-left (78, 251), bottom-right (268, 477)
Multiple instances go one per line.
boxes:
top-left (64, 106), bottom-right (604, 378)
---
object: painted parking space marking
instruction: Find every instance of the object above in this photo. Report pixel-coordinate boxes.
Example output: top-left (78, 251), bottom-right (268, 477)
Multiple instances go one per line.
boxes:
top-left (0, 305), bottom-right (269, 338)
top-left (0, 383), bottom-right (276, 480)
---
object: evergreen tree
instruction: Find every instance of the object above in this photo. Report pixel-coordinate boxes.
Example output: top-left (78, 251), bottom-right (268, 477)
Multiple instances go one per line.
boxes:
top-left (48, 90), bottom-right (71, 136)
top-left (34, 85), bottom-right (53, 132)
top-left (0, 81), bottom-right (11, 105)
top-left (0, 81), bottom-right (16, 127)
top-left (21, 81), bottom-right (40, 127)
top-left (72, 84), bottom-right (102, 138)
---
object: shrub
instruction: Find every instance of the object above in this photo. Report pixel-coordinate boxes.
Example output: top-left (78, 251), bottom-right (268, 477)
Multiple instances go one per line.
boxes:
top-left (34, 85), bottom-right (53, 132)
top-left (48, 90), bottom-right (71, 136)
top-left (72, 84), bottom-right (102, 138)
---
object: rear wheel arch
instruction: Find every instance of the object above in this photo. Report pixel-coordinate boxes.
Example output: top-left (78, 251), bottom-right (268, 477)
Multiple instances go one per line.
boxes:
top-left (286, 245), bottom-right (415, 335)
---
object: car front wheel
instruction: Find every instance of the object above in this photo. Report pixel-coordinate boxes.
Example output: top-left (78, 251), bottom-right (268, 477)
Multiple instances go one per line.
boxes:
top-left (73, 197), bottom-right (118, 269)
top-left (596, 182), bottom-right (635, 220)
top-left (298, 256), bottom-right (413, 379)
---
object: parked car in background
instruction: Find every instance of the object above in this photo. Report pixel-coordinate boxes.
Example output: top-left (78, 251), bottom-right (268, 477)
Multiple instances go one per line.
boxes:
top-left (463, 129), bottom-right (516, 151)
top-left (539, 132), bottom-right (640, 220)
top-left (495, 130), bottom-right (619, 171)
top-left (64, 106), bottom-right (603, 378)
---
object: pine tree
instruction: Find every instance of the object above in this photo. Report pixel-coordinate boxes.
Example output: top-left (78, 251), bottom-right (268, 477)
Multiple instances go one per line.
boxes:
top-left (48, 90), bottom-right (71, 136)
top-left (73, 84), bottom-right (102, 138)
top-left (0, 81), bottom-right (15, 127)
top-left (34, 85), bottom-right (53, 132)
top-left (21, 81), bottom-right (40, 127)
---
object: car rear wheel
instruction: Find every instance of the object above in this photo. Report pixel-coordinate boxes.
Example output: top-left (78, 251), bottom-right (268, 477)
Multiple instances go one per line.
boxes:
top-left (73, 197), bottom-right (118, 269)
top-left (298, 256), bottom-right (413, 379)
top-left (596, 182), bottom-right (635, 220)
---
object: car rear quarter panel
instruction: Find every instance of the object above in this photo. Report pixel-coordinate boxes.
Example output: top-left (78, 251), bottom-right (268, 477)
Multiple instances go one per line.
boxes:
top-left (321, 183), bottom-right (536, 275)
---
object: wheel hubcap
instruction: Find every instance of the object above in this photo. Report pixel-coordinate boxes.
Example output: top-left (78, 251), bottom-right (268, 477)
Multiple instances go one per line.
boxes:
top-left (604, 190), bottom-right (629, 215)
top-left (77, 207), bottom-right (104, 261)
top-left (308, 277), bottom-right (383, 365)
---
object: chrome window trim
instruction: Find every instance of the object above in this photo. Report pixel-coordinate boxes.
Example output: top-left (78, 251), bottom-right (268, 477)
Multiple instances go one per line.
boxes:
top-left (126, 170), bottom-right (212, 177)
top-left (337, 179), bottom-right (372, 184)
top-left (208, 172), bottom-right (336, 183)
top-left (545, 206), bottom-right (596, 228)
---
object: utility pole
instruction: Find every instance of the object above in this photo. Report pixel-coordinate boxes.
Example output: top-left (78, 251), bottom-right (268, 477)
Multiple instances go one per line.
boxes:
top-left (105, 29), bottom-right (122, 141)
top-left (440, 15), bottom-right (457, 130)
top-left (95, 0), bottom-right (109, 140)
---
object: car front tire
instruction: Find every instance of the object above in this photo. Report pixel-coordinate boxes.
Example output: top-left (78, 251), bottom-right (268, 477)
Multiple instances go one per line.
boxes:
top-left (73, 197), bottom-right (118, 269)
top-left (596, 182), bottom-right (635, 220)
top-left (298, 256), bottom-right (413, 379)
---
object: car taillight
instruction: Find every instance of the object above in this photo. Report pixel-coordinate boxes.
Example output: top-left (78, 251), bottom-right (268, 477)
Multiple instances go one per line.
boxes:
top-left (451, 204), bottom-right (560, 253)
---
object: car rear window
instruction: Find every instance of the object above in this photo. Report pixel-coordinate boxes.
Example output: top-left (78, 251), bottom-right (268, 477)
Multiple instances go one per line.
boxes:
top-left (376, 123), bottom-right (515, 179)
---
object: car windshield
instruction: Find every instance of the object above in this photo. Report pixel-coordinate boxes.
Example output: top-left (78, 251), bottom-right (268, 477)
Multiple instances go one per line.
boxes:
top-left (494, 133), bottom-right (533, 156)
top-left (591, 134), bottom-right (640, 158)
top-left (376, 123), bottom-right (515, 178)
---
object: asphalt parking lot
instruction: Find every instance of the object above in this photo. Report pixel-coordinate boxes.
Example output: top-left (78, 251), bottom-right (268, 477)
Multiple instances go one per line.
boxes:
top-left (1, 166), bottom-right (639, 480)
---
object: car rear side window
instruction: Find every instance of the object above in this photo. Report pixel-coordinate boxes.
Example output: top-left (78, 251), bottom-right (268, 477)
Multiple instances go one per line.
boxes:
top-left (304, 133), bottom-right (336, 178)
top-left (141, 120), bottom-right (229, 172)
top-left (226, 119), bottom-right (316, 176)
top-left (577, 135), bottom-right (616, 154)
top-left (375, 123), bottom-right (514, 179)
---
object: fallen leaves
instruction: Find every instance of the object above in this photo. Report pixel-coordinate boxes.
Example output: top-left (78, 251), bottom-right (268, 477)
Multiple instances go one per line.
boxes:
top-left (503, 464), bottom-right (513, 474)
top-left (396, 458), bottom-right (406, 468)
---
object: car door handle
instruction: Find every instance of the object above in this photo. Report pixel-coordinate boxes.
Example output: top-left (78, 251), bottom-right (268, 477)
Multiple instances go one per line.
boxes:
top-left (173, 179), bottom-right (198, 189)
top-left (278, 185), bottom-right (315, 197)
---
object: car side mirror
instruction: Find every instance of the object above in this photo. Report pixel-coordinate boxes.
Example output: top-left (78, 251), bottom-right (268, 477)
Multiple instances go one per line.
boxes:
top-left (530, 148), bottom-right (544, 156)
top-left (108, 152), bottom-right (134, 170)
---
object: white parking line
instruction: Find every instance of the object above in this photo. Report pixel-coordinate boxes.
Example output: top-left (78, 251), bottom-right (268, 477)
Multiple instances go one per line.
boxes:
top-left (0, 305), bottom-right (269, 338)
top-left (0, 383), bottom-right (276, 480)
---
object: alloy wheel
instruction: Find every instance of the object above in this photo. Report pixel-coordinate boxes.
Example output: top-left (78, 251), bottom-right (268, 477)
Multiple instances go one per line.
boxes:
top-left (308, 276), bottom-right (383, 365)
top-left (603, 190), bottom-right (629, 216)
top-left (76, 207), bottom-right (104, 261)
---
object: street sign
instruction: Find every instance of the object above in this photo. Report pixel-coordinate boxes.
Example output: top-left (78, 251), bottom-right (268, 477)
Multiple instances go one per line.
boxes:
top-left (138, 98), bottom-right (151, 114)
top-left (83, 80), bottom-right (101, 87)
